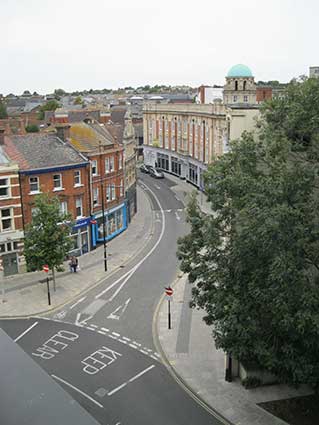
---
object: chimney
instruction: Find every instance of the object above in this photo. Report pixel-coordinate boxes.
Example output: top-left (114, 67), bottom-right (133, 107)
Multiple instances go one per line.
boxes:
top-left (18, 120), bottom-right (26, 135)
top-left (55, 124), bottom-right (71, 143)
top-left (0, 128), bottom-right (5, 145)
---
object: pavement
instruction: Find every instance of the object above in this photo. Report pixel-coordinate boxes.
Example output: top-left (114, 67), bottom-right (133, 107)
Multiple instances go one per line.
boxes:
top-left (0, 175), bottom-right (313, 425)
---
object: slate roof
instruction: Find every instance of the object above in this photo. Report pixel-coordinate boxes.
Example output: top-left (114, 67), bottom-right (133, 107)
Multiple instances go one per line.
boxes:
top-left (69, 121), bottom-right (114, 153)
top-left (4, 134), bottom-right (87, 171)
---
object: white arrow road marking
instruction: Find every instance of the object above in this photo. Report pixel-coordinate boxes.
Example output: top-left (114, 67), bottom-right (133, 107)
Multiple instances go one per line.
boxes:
top-left (53, 310), bottom-right (66, 320)
top-left (107, 298), bottom-right (131, 320)
top-left (175, 211), bottom-right (181, 221)
top-left (75, 299), bottom-right (106, 325)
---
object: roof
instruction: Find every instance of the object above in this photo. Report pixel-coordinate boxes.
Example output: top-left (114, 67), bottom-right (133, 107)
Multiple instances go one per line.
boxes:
top-left (227, 64), bottom-right (253, 78)
top-left (4, 133), bottom-right (87, 171)
top-left (69, 121), bottom-right (114, 152)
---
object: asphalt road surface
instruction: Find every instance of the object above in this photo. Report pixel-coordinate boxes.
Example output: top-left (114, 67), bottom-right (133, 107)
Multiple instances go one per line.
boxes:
top-left (0, 174), bottom-right (227, 425)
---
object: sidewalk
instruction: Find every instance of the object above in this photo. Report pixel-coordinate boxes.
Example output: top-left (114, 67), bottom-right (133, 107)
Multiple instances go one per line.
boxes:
top-left (0, 186), bottom-right (153, 318)
top-left (156, 174), bottom-right (312, 425)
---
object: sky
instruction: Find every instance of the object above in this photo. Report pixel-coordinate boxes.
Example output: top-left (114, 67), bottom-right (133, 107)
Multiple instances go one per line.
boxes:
top-left (0, 0), bottom-right (317, 95)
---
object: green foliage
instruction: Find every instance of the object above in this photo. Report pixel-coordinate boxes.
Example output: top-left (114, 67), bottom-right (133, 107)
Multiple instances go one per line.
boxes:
top-left (74, 96), bottom-right (83, 105)
top-left (177, 77), bottom-right (319, 388)
top-left (242, 376), bottom-right (262, 389)
top-left (54, 88), bottom-right (66, 97)
top-left (0, 100), bottom-right (8, 119)
top-left (24, 194), bottom-right (73, 273)
top-left (25, 124), bottom-right (39, 133)
top-left (37, 100), bottom-right (60, 120)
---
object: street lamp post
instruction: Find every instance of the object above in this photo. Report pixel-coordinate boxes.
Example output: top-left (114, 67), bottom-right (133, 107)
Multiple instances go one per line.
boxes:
top-left (100, 182), bottom-right (108, 272)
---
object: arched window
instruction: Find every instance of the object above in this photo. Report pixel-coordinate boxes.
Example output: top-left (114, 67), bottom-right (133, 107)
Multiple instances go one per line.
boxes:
top-left (243, 81), bottom-right (247, 91)
top-left (235, 80), bottom-right (238, 91)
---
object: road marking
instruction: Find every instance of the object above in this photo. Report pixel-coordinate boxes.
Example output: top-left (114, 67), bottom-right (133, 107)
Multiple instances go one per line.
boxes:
top-left (95, 182), bottom-right (166, 304)
top-left (175, 195), bottom-right (180, 201)
top-left (70, 296), bottom-right (86, 310)
top-left (175, 211), bottom-right (181, 221)
top-left (155, 185), bottom-right (161, 190)
top-left (52, 374), bottom-right (103, 408)
top-left (165, 209), bottom-right (172, 212)
top-left (108, 382), bottom-right (127, 396)
top-left (129, 343), bottom-right (137, 349)
top-left (14, 321), bottom-right (38, 342)
top-left (112, 332), bottom-right (120, 337)
top-left (128, 365), bottom-right (155, 383)
top-left (98, 330), bottom-right (106, 335)
top-left (122, 336), bottom-right (130, 341)
top-left (53, 311), bottom-right (66, 320)
top-left (132, 341), bottom-right (141, 347)
top-left (90, 324), bottom-right (98, 329)
top-left (101, 327), bottom-right (109, 332)
top-left (118, 339), bottom-right (127, 344)
top-left (108, 334), bottom-right (117, 339)
top-left (140, 349), bottom-right (149, 355)
top-left (107, 298), bottom-right (131, 320)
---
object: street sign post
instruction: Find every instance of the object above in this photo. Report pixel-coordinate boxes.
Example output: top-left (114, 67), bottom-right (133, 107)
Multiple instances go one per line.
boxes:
top-left (165, 287), bottom-right (173, 329)
top-left (43, 265), bottom-right (51, 306)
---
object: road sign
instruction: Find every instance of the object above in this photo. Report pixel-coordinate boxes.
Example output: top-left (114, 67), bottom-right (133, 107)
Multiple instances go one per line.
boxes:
top-left (43, 264), bottom-right (49, 273)
top-left (165, 287), bottom-right (173, 297)
top-left (90, 219), bottom-right (97, 225)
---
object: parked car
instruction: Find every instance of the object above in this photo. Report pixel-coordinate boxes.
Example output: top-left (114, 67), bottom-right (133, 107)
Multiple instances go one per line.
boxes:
top-left (140, 164), bottom-right (150, 173)
top-left (149, 167), bottom-right (164, 179)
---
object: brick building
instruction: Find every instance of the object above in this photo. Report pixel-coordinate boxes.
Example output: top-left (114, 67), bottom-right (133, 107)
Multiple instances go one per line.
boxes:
top-left (0, 131), bottom-right (24, 276)
top-left (3, 132), bottom-right (91, 257)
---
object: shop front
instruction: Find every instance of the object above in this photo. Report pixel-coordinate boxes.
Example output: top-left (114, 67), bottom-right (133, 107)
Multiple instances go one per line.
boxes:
top-left (91, 202), bottom-right (127, 247)
top-left (69, 217), bottom-right (91, 256)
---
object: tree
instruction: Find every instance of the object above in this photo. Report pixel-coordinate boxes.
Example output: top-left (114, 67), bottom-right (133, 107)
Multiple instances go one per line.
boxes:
top-left (37, 100), bottom-right (60, 120)
top-left (74, 96), bottom-right (83, 105)
top-left (54, 88), bottom-right (66, 97)
top-left (0, 100), bottom-right (8, 119)
top-left (24, 194), bottom-right (74, 287)
top-left (25, 124), bottom-right (39, 133)
top-left (177, 77), bottom-right (319, 389)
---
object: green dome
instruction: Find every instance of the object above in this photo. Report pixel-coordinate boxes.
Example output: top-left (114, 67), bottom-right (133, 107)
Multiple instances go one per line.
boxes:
top-left (227, 64), bottom-right (253, 78)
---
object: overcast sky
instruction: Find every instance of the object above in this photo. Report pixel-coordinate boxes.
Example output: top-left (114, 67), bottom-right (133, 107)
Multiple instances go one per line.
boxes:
top-left (1, 0), bottom-right (317, 95)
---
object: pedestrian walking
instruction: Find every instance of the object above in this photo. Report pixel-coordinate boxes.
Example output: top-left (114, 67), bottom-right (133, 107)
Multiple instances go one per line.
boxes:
top-left (70, 256), bottom-right (78, 273)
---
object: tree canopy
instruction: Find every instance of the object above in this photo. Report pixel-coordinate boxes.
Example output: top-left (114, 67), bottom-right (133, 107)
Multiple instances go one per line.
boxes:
top-left (25, 124), bottom-right (39, 133)
top-left (177, 76), bottom-right (319, 388)
top-left (0, 100), bottom-right (8, 119)
top-left (37, 100), bottom-right (60, 120)
top-left (24, 194), bottom-right (73, 284)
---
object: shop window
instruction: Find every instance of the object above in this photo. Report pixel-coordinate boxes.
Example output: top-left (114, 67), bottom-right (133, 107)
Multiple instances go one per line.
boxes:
top-left (0, 178), bottom-right (9, 198)
top-left (76, 198), bottom-right (83, 218)
top-left (74, 170), bottom-right (81, 186)
top-left (29, 176), bottom-right (39, 193)
top-left (1, 208), bottom-right (13, 231)
top-left (53, 174), bottom-right (62, 190)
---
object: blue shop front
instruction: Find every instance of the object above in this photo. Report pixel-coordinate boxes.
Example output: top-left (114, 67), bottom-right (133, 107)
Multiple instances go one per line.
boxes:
top-left (69, 217), bottom-right (91, 256)
top-left (91, 202), bottom-right (127, 247)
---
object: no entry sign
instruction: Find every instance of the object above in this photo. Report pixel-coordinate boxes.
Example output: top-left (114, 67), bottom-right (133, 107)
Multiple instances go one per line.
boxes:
top-left (43, 264), bottom-right (49, 273)
top-left (165, 287), bottom-right (173, 297)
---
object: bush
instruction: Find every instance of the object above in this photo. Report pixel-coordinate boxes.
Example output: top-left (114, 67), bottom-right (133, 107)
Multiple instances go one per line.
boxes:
top-left (25, 124), bottom-right (39, 133)
top-left (242, 376), bottom-right (262, 389)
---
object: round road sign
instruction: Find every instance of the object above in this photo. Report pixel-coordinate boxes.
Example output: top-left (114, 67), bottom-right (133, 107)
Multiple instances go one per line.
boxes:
top-left (43, 264), bottom-right (49, 273)
top-left (165, 287), bottom-right (173, 296)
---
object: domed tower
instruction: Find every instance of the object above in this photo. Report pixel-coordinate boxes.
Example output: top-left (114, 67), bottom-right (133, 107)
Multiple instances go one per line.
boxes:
top-left (223, 64), bottom-right (256, 106)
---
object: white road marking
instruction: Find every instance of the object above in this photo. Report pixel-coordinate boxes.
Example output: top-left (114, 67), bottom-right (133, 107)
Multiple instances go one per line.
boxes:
top-left (177, 208), bottom-right (184, 212)
top-left (75, 312), bottom-right (93, 326)
top-left (70, 296), bottom-right (86, 310)
top-left (52, 374), bottom-right (103, 408)
top-left (14, 321), bottom-right (38, 342)
top-left (175, 195), bottom-right (180, 201)
top-left (107, 365), bottom-right (155, 397)
top-left (112, 332), bottom-right (120, 337)
top-left (101, 327), bottom-right (109, 332)
top-left (129, 343), bottom-right (137, 349)
top-left (122, 336), bottom-right (130, 341)
top-left (155, 185), bottom-right (161, 190)
top-left (90, 324), bottom-right (98, 329)
top-left (166, 209), bottom-right (172, 212)
top-left (95, 182), bottom-right (166, 304)
top-left (128, 365), bottom-right (155, 383)
top-left (140, 349), bottom-right (149, 355)
top-left (98, 330), bottom-right (106, 335)
top-left (132, 341), bottom-right (141, 347)
top-left (118, 339), bottom-right (127, 344)
top-left (53, 311), bottom-right (66, 320)
top-left (175, 211), bottom-right (181, 221)
top-left (108, 382), bottom-right (128, 396)
top-left (108, 334), bottom-right (117, 339)
top-left (107, 298), bottom-right (131, 320)
top-left (151, 355), bottom-right (159, 360)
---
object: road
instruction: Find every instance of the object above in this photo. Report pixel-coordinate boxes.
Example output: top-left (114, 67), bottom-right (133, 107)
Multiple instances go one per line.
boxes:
top-left (0, 174), bottom-right (227, 425)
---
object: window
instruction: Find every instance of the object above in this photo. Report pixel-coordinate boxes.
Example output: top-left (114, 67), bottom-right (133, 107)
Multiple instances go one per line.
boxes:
top-left (76, 198), bottom-right (83, 218)
top-left (243, 81), bottom-right (247, 91)
top-left (0, 178), bottom-right (9, 198)
top-left (1, 208), bottom-right (13, 231)
top-left (93, 187), bottom-right (99, 206)
top-left (235, 80), bottom-right (238, 91)
top-left (111, 184), bottom-right (116, 200)
top-left (119, 153), bottom-right (123, 169)
top-left (92, 160), bottom-right (98, 176)
top-left (60, 201), bottom-right (68, 214)
top-left (244, 95), bottom-right (248, 102)
top-left (233, 95), bottom-right (237, 102)
top-left (29, 176), bottom-right (39, 193)
top-left (53, 174), bottom-right (62, 190)
top-left (106, 185), bottom-right (111, 201)
top-left (105, 157), bottom-right (110, 174)
top-left (74, 170), bottom-right (81, 186)
top-left (120, 180), bottom-right (124, 197)
top-left (110, 156), bottom-right (114, 172)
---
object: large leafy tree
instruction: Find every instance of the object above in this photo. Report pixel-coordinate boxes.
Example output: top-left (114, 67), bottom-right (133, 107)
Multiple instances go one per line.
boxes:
top-left (37, 100), bottom-right (60, 120)
top-left (0, 100), bottom-right (8, 119)
top-left (177, 77), bottom-right (319, 388)
top-left (24, 194), bottom-right (73, 286)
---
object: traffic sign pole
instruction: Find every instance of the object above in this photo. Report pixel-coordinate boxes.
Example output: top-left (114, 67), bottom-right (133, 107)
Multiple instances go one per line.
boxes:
top-left (165, 287), bottom-right (174, 330)
top-left (47, 277), bottom-right (51, 306)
